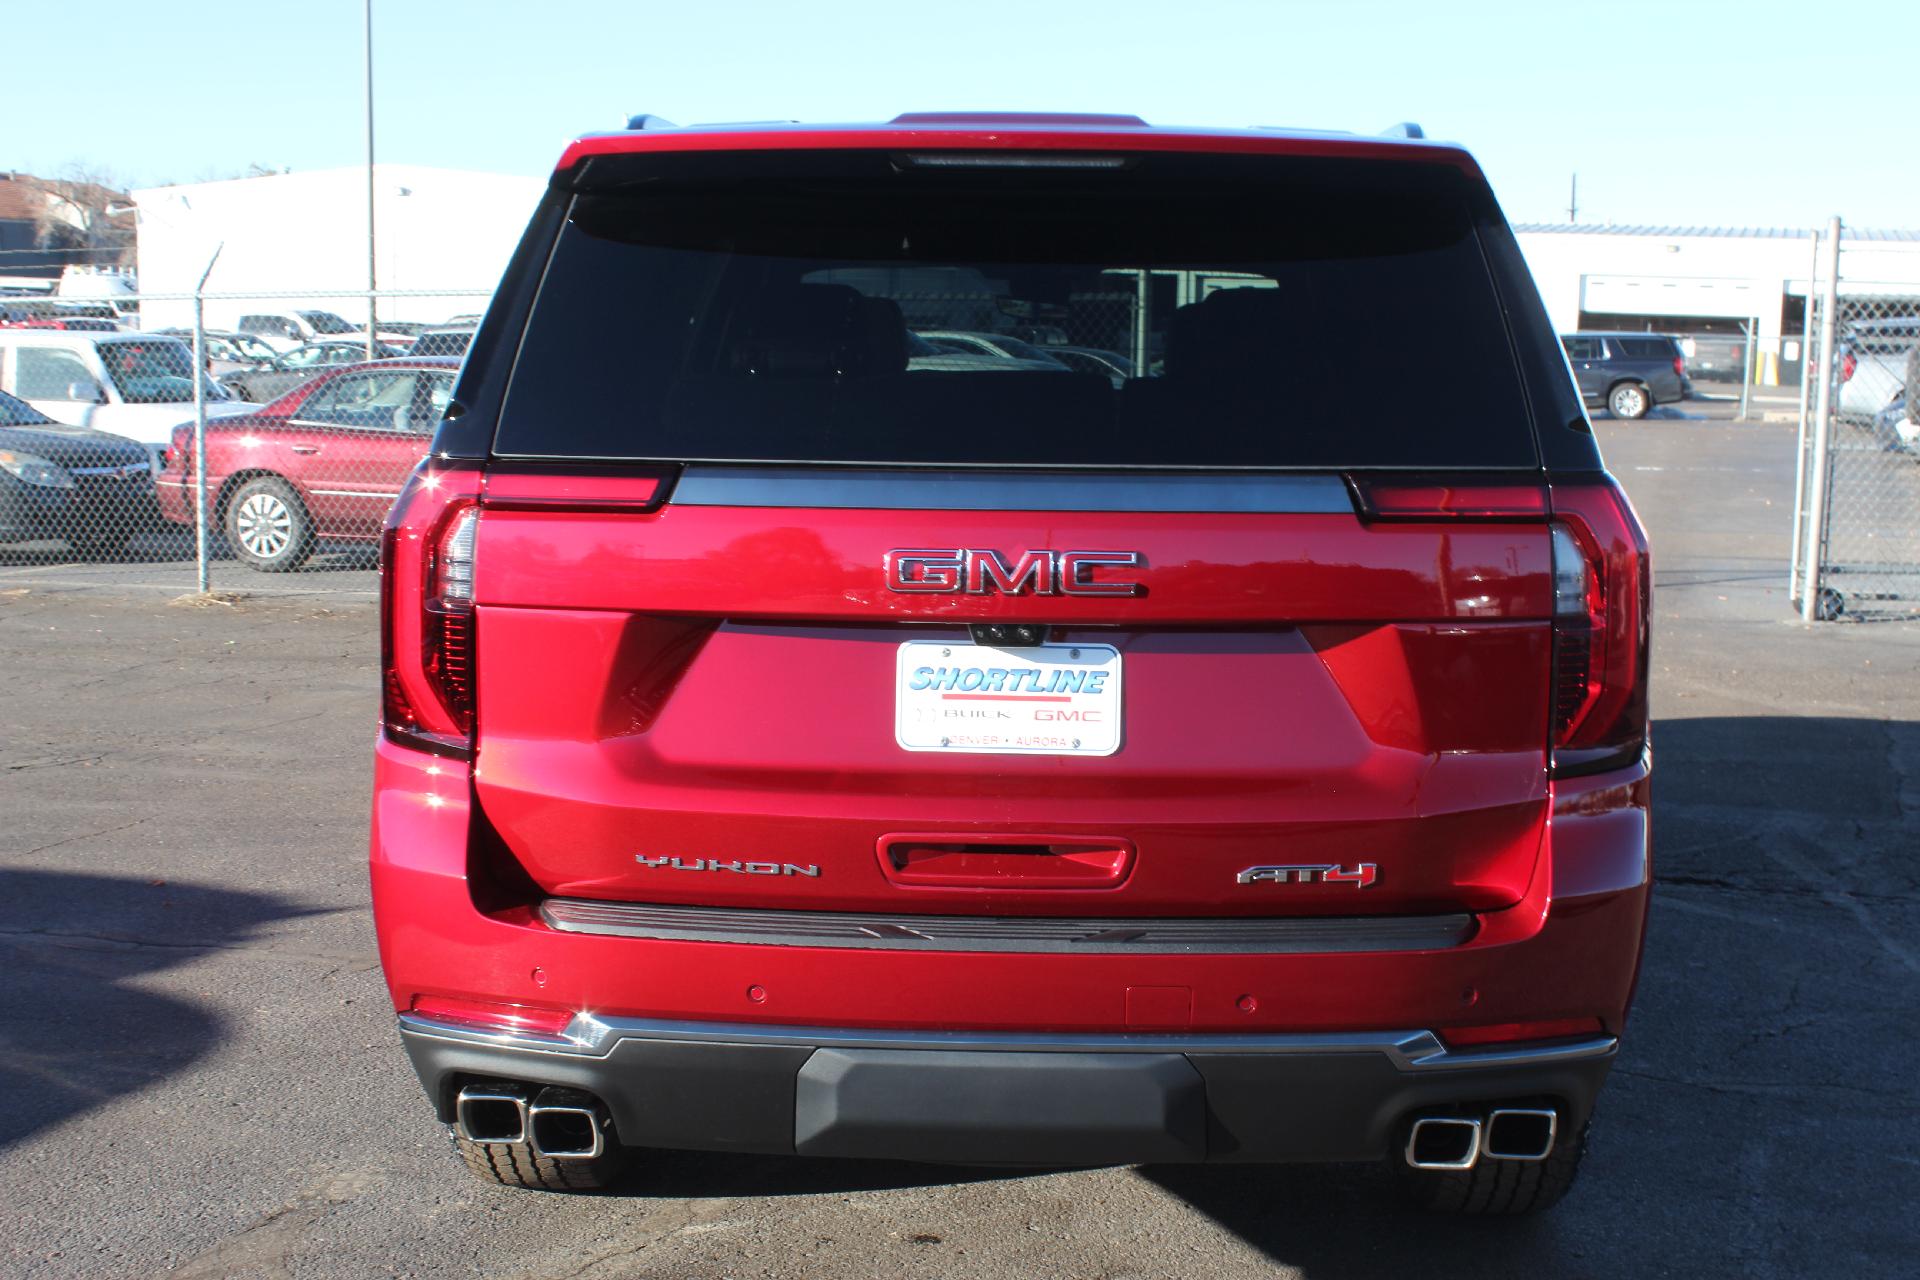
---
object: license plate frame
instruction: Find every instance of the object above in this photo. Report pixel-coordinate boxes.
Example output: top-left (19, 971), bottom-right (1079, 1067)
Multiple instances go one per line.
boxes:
top-left (894, 641), bottom-right (1122, 756)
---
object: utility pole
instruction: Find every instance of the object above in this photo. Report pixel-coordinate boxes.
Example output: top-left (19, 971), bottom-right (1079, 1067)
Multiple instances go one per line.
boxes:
top-left (364, 0), bottom-right (378, 357)
top-left (1568, 173), bottom-right (1578, 224)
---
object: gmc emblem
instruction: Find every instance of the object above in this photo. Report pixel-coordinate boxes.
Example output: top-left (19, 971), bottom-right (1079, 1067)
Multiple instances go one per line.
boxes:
top-left (885, 549), bottom-right (1144, 597)
top-left (1237, 863), bottom-right (1380, 888)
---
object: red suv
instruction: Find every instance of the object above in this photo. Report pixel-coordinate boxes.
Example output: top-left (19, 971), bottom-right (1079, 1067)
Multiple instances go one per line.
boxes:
top-left (156, 357), bottom-right (457, 570)
top-left (373, 114), bottom-right (1651, 1213)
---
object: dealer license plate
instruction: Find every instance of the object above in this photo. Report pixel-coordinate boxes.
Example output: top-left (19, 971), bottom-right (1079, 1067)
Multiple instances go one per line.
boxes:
top-left (895, 641), bottom-right (1122, 756)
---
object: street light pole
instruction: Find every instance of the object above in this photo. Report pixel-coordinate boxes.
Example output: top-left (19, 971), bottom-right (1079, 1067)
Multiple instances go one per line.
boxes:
top-left (364, 0), bottom-right (377, 357)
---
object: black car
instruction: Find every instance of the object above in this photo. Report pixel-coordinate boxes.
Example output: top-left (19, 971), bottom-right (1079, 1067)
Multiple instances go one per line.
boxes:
top-left (1560, 332), bottom-right (1692, 420)
top-left (0, 388), bottom-right (157, 555)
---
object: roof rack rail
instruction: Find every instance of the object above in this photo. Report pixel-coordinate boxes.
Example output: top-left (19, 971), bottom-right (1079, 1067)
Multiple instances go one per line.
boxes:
top-left (624, 113), bottom-right (678, 131)
top-left (1380, 121), bottom-right (1425, 139)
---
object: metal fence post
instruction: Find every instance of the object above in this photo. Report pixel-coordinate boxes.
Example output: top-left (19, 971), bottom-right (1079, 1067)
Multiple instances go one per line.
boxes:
top-left (1738, 318), bottom-right (1756, 421)
top-left (1800, 217), bottom-right (1843, 622)
top-left (191, 293), bottom-right (210, 595)
top-left (1789, 230), bottom-right (1820, 597)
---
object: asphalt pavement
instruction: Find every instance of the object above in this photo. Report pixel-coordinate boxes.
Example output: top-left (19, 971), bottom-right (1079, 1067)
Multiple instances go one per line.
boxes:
top-left (1, 414), bottom-right (1916, 1279)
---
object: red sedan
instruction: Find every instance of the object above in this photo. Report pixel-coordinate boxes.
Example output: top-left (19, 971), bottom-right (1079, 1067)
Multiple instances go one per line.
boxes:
top-left (157, 357), bottom-right (458, 571)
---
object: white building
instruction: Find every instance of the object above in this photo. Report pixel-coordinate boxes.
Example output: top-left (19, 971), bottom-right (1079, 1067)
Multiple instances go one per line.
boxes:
top-left (130, 165), bottom-right (544, 331)
top-left (1514, 224), bottom-right (1920, 384)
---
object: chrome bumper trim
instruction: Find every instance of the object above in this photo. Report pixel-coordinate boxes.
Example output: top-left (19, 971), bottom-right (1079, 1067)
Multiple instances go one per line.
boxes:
top-left (539, 897), bottom-right (1476, 955)
top-left (397, 1011), bottom-right (1616, 1073)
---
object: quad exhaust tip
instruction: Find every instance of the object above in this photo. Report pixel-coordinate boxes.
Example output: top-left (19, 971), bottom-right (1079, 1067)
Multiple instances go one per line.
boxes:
top-left (1484, 1107), bottom-right (1558, 1162)
top-left (455, 1083), bottom-right (610, 1160)
top-left (1404, 1107), bottom-right (1558, 1170)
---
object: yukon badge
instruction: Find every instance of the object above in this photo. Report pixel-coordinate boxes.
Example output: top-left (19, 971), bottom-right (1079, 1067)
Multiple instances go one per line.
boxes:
top-left (636, 855), bottom-right (821, 877)
top-left (885, 549), bottom-right (1143, 597)
top-left (1237, 863), bottom-right (1379, 888)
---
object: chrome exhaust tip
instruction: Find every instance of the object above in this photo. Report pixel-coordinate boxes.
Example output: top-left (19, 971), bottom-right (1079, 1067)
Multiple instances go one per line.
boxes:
top-left (1404, 1116), bottom-right (1482, 1170)
top-left (455, 1083), bottom-right (530, 1145)
top-left (528, 1088), bottom-right (610, 1161)
top-left (1484, 1107), bottom-right (1558, 1162)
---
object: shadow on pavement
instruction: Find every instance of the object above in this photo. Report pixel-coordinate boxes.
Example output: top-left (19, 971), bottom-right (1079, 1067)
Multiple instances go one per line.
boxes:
top-left (1147, 714), bottom-right (1918, 1276)
top-left (0, 868), bottom-right (314, 1152)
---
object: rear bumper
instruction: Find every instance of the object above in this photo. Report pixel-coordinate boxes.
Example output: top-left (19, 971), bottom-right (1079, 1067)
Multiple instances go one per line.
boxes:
top-left (373, 734), bottom-right (1650, 1163)
top-left (398, 1012), bottom-right (1615, 1165)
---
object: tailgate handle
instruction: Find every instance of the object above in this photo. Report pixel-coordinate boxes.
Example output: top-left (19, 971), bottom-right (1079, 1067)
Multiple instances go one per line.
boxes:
top-left (877, 834), bottom-right (1135, 891)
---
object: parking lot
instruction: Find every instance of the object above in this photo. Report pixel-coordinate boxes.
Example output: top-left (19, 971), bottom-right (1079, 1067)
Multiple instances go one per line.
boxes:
top-left (2, 414), bottom-right (1916, 1279)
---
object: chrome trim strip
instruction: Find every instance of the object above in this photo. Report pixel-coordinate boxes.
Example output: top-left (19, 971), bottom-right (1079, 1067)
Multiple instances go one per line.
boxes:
top-left (671, 466), bottom-right (1355, 514)
top-left (538, 897), bottom-right (1475, 955)
top-left (397, 1011), bottom-right (1617, 1073)
top-left (309, 488), bottom-right (400, 499)
top-left (70, 464), bottom-right (151, 477)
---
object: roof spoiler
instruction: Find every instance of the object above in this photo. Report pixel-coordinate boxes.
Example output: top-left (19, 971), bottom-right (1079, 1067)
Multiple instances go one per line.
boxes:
top-left (624, 113), bottom-right (678, 131)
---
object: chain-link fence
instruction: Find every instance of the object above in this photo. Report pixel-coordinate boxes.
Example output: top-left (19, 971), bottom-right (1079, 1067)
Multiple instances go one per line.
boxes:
top-left (0, 288), bottom-right (487, 595)
top-left (1792, 221), bottom-right (1920, 621)
top-left (0, 274), bottom-right (1222, 595)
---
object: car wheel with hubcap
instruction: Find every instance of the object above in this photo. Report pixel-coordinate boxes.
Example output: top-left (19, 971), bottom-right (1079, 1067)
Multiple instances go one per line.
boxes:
top-left (1607, 383), bottom-right (1650, 420)
top-left (225, 475), bottom-right (314, 572)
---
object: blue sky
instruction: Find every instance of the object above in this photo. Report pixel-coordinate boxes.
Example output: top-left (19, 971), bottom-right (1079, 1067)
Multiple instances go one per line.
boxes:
top-left (13, 0), bottom-right (1914, 228)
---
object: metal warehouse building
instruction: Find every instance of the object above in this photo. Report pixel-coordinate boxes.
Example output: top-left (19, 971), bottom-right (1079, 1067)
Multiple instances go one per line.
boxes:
top-left (130, 165), bottom-right (543, 332)
top-left (1515, 224), bottom-right (1920, 385)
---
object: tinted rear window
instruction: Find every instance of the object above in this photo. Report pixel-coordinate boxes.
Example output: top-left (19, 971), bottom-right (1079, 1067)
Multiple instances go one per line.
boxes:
top-left (1610, 336), bottom-right (1677, 359)
top-left (496, 151), bottom-right (1536, 468)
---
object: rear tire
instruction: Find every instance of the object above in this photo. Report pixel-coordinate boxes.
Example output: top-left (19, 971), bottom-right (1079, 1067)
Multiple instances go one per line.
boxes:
top-left (1607, 382), bottom-right (1650, 420)
top-left (224, 475), bottom-right (314, 572)
top-left (453, 1131), bottom-right (629, 1192)
top-left (1395, 1117), bottom-right (1588, 1215)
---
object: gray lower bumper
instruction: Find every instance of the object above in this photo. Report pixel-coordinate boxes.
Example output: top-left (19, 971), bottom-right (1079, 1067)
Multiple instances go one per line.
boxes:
top-left (397, 1014), bottom-right (1616, 1166)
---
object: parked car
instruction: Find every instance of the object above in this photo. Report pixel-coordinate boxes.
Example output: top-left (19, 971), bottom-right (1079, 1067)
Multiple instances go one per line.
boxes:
top-left (233, 309), bottom-right (360, 351)
top-left (0, 330), bottom-right (257, 466)
top-left (155, 357), bottom-right (457, 571)
top-left (221, 339), bottom-right (405, 403)
top-left (0, 386), bottom-right (157, 555)
top-left (1834, 315), bottom-right (1919, 425)
top-left (409, 325), bottom-right (476, 359)
top-left (1047, 345), bottom-right (1136, 386)
top-left (153, 329), bottom-right (283, 377)
top-left (0, 300), bottom-right (122, 332)
top-left (918, 329), bottom-right (1072, 368)
top-left (1560, 332), bottom-right (1691, 419)
top-left (374, 114), bottom-right (1650, 1215)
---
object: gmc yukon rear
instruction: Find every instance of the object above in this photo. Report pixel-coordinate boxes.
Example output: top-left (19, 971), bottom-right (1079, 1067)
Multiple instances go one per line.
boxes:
top-left (372, 113), bottom-right (1651, 1213)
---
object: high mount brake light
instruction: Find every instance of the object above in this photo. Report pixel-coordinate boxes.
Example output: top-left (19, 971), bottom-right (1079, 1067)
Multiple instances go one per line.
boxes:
top-left (381, 463), bottom-right (483, 757)
top-left (1548, 482), bottom-right (1650, 776)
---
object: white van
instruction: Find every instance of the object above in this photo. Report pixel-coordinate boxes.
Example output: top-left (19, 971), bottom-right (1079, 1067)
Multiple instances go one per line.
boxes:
top-left (0, 330), bottom-right (257, 463)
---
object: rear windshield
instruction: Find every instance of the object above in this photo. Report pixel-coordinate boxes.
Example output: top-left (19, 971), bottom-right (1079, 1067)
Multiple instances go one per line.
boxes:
top-left (496, 151), bottom-right (1536, 468)
top-left (1611, 336), bottom-right (1677, 359)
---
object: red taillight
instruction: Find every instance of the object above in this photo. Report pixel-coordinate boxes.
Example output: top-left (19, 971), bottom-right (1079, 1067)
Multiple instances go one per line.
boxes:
top-left (1672, 355), bottom-right (1686, 378)
top-left (166, 424), bottom-right (192, 473)
top-left (1548, 481), bottom-right (1649, 776)
top-left (381, 462), bottom-right (483, 757)
top-left (1840, 351), bottom-right (1857, 382)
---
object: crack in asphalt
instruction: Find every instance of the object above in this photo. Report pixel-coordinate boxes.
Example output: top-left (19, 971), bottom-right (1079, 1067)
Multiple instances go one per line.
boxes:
top-left (1612, 1067), bottom-right (1919, 1106)
top-left (0, 925), bottom-right (374, 967)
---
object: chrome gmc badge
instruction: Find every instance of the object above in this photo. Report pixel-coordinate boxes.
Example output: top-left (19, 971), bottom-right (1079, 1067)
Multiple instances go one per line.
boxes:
top-left (1237, 863), bottom-right (1380, 888)
top-left (885, 549), bottom-right (1143, 596)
